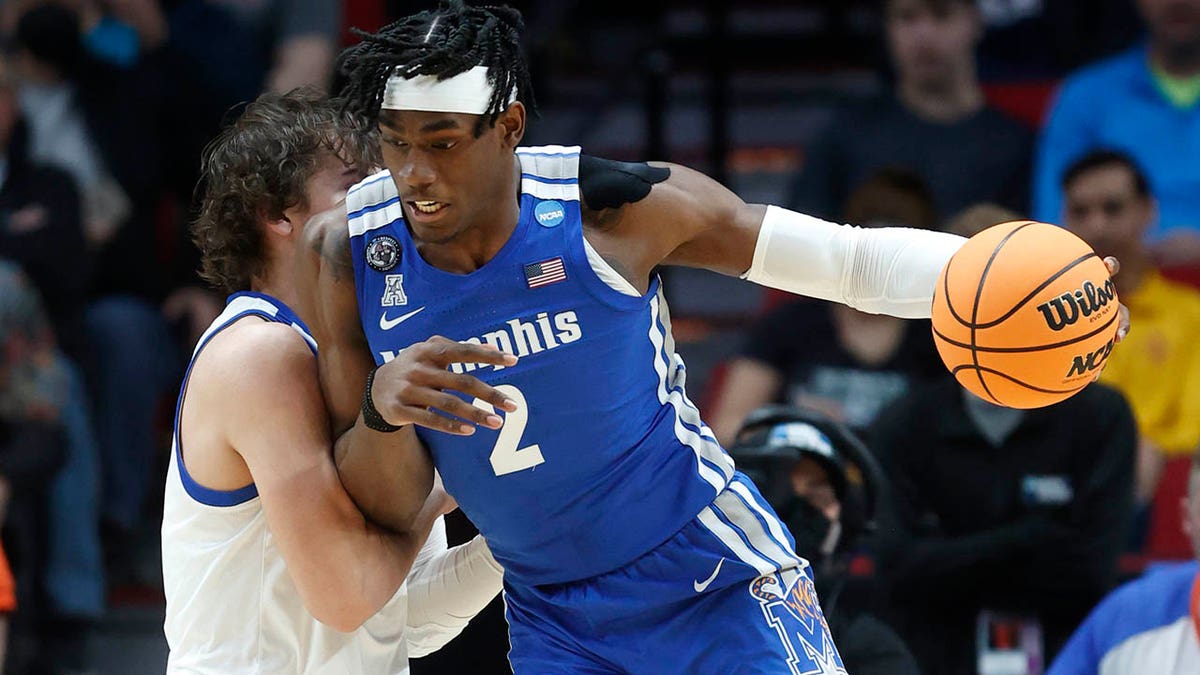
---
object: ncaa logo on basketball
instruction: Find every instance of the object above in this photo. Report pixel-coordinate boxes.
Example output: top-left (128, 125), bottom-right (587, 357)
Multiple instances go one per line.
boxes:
top-left (1036, 279), bottom-right (1116, 331)
top-left (534, 200), bottom-right (565, 228)
top-left (1066, 336), bottom-right (1116, 378)
top-left (366, 235), bottom-right (401, 272)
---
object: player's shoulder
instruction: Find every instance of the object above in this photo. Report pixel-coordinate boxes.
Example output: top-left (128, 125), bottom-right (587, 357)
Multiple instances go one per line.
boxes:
top-left (200, 317), bottom-right (316, 387)
top-left (185, 316), bottom-right (319, 432)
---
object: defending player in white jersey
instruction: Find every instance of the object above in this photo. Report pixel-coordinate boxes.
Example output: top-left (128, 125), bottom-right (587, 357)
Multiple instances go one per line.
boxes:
top-left (161, 89), bottom-right (504, 674)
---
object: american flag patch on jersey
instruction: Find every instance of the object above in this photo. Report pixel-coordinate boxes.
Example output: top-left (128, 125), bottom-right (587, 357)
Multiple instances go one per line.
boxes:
top-left (524, 257), bottom-right (567, 288)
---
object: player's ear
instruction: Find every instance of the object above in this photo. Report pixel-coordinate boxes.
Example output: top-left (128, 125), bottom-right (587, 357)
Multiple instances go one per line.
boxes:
top-left (496, 101), bottom-right (525, 150)
top-left (265, 213), bottom-right (294, 237)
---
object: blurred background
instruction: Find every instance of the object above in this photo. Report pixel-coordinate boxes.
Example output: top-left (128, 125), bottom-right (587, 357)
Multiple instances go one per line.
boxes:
top-left (0, 0), bottom-right (1198, 673)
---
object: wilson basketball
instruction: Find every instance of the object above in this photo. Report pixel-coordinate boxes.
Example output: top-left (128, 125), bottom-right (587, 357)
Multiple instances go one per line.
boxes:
top-left (931, 221), bottom-right (1120, 409)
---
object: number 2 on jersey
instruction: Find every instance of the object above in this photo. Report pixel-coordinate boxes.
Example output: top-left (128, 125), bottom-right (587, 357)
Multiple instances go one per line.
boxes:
top-left (472, 384), bottom-right (544, 476)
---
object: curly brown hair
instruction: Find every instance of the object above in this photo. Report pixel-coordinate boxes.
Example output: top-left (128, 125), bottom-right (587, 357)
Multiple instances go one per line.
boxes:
top-left (193, 88), bottom-right (380, 295)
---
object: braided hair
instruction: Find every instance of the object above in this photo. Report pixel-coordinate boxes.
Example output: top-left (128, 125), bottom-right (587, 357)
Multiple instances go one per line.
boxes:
top-left (339, 1), bottom-right (535, 133)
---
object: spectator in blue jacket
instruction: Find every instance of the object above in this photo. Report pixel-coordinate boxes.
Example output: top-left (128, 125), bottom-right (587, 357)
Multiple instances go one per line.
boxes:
top-left (1034, 0), bottom-right (1200, 266)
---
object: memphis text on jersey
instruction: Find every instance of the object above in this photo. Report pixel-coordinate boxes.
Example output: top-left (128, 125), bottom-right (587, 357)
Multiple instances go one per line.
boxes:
top-left (379, 310), bottom-right (583, 371)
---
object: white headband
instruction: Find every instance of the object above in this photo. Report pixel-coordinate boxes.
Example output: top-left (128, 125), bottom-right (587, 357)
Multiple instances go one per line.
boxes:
top-left (381, 65), bottom-right (514, 115)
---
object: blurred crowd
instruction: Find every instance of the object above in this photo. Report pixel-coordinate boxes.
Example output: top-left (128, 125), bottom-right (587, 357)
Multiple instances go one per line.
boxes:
top-left (0, 0), bottom-right (1196, 674)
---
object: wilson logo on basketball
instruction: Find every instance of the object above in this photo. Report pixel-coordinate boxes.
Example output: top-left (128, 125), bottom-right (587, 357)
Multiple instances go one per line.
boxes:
top-left (1036, 279), bottom-right (1116, 331)
top-left (1066, 336), bottom-right (1116, 378)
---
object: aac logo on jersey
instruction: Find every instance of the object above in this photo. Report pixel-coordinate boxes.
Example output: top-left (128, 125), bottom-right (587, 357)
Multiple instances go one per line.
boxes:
top-left (381, 274), bottom-right (408, 307)
top-left (366, 235), bottom-right (401, 272)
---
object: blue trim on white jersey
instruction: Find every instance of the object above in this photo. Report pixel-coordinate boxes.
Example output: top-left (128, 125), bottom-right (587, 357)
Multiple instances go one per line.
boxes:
top-left (172, 293), bottom-right (316, 507)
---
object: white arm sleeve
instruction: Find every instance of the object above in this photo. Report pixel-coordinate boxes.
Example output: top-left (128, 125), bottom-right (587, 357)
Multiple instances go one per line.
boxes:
top-left (741, 205), bottom-right (966, 319)
top-left (405, 520), bottom-right (504, 658)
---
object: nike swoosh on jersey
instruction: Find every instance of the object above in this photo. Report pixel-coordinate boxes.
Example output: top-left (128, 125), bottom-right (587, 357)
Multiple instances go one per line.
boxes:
top-left (379, 307), bottom-right (426, 331)
top-left (693, 557), bottom-right (726, 593)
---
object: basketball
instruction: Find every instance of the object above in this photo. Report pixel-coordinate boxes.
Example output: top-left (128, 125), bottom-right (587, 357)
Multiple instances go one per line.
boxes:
top-left (931, 221), bottom-right (1121, 409)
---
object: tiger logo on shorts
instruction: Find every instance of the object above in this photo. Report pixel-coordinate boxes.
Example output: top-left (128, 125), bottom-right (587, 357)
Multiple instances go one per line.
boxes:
top-left (750, 572), bottom-right (846, 675)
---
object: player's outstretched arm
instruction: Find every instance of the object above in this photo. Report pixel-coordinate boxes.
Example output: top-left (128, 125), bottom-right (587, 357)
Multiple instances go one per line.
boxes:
top-left (199, 320), bottom-right (431, 632)
top-left (587, 162), bottom-right (966, 319)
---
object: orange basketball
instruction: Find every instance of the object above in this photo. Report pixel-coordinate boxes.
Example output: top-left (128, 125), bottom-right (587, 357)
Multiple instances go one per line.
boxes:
top-left (931, 221), bottom-right (1120, 409)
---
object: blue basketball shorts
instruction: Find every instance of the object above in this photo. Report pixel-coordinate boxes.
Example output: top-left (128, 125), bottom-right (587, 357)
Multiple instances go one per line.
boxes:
top-left (503, 473), bottom-right (847, 674)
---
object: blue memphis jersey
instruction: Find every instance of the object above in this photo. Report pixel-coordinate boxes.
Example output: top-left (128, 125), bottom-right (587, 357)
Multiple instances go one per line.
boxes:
top-left (347, 146), bottom-right (737, 585)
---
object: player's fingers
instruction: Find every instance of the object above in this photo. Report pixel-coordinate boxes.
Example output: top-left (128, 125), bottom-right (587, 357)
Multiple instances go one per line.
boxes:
top-left (407, 366), bottom-right (517, 412)
top-left (400, 405), bottom-right (477, 436)
top-left (433, 370), bottom-right (518, 412)
top-left (1117, 303), bottom-right (1130, 342)
top-left (424, 340), bottom-right (518, 368)
top-left (411, 388), bottom-right (504, 430)
top-left (1103, 256), bottom-right (1121, 277)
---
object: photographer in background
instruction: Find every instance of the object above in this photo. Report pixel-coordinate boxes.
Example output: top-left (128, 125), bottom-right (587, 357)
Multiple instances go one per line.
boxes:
top-left (729, 405), bottom-right (918, 675)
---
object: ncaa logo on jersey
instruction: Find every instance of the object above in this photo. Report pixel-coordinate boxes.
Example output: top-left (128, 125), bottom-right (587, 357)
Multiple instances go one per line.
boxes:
top-left (366, 235), bottom-right (401, 272)
top-left (750, 572), bottom-right (846, 675)
top-left (534, 200), bottom-right (565, 228)
top-left (381, 275), bottom-right (408, 307)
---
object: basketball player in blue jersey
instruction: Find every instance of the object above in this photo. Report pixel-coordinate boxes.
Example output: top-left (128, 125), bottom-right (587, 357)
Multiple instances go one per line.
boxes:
top-left (303, 3), bottom-right (1130, 673)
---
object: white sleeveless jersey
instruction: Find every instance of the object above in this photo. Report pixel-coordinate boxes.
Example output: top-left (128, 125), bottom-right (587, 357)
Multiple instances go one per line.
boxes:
top-left (161, 292), bottom-right (411, 674)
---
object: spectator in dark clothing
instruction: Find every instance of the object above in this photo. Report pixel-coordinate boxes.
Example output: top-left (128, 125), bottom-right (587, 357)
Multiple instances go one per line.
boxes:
top-left (729, 405), bottom-right (920, 675)
top-left (0, 56), bottom-right (88, 361)
top-left (789, 0), bottom-right (1032, 222)
top-left (10, 4), bottom-right (185, 564)
top-left (712, 169), bottom-right (945, 445)
top-left (871, 378), bottom-right (1137, 675)
top-left (10, 0), bottom-right (171, 299)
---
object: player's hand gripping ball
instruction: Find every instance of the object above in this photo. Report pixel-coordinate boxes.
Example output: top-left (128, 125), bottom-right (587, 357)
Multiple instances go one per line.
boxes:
top-left (931, 221), bottom-right (1122, 408)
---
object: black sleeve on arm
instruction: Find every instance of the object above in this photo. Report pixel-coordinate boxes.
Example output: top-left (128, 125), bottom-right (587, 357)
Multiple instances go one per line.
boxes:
top-left (578, 154), bottom-right (670, 211)
top-left (0, 420), bottom-right (67, 486)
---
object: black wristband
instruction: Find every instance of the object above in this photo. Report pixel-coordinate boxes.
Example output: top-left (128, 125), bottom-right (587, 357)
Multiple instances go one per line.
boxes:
top-left (361, 367), bottom-right (404, 433)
